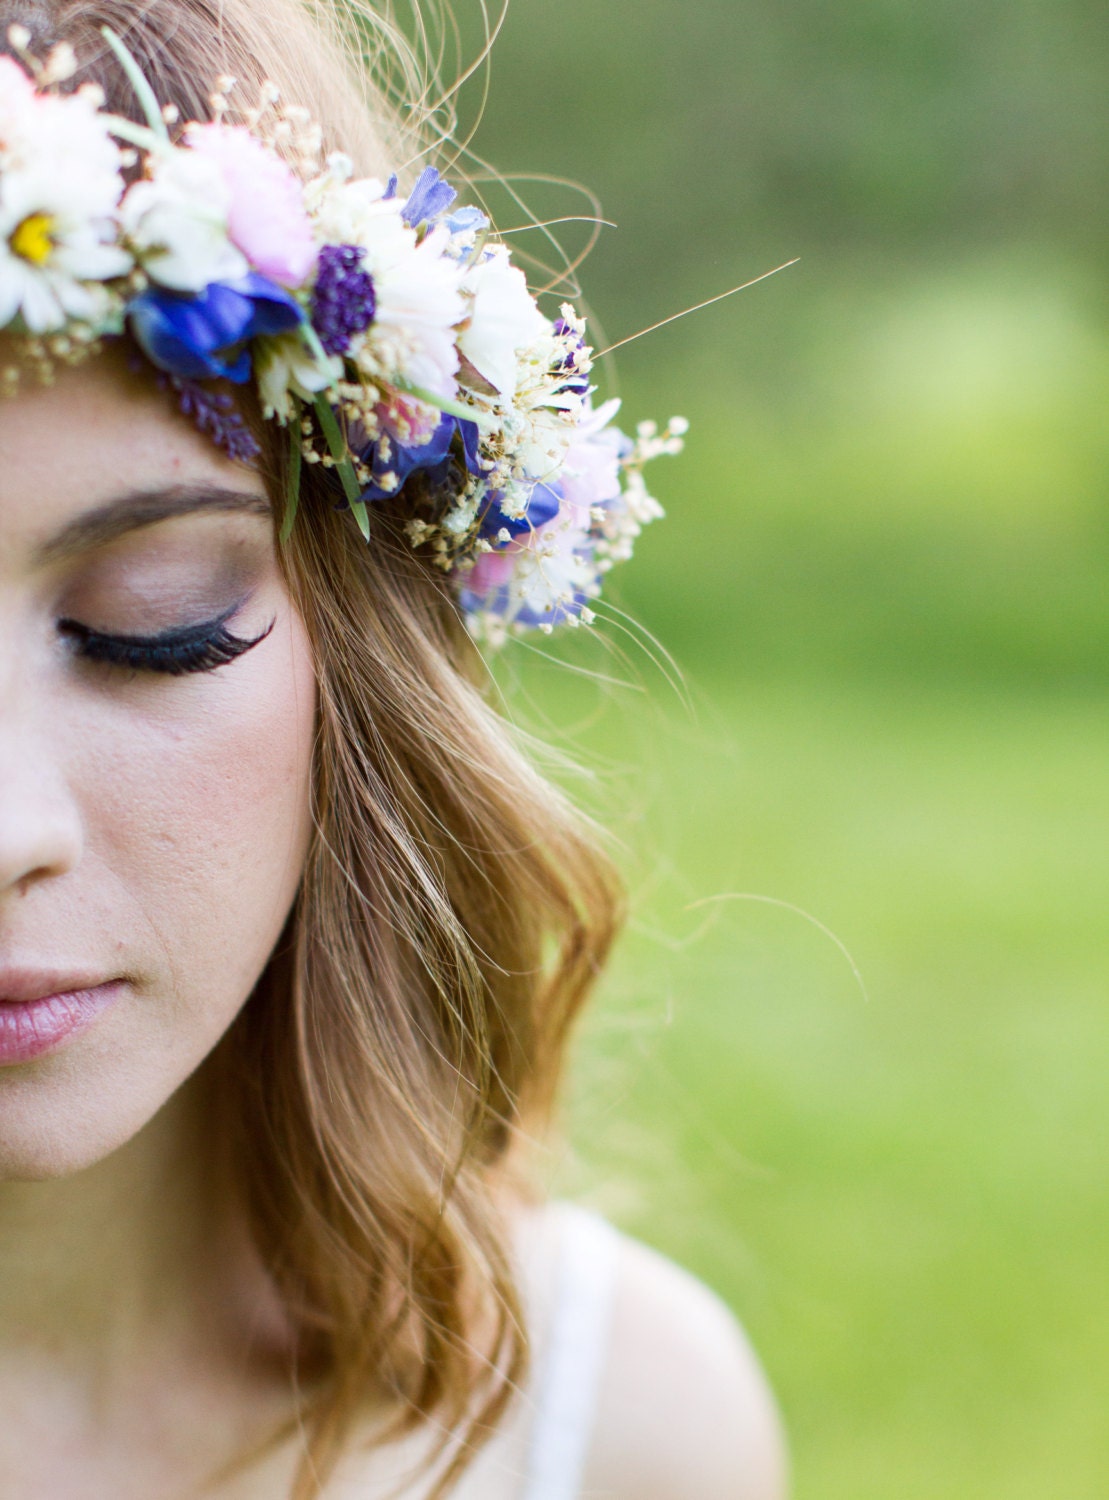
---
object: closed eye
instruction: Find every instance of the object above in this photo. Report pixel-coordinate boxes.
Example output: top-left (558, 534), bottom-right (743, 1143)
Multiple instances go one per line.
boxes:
top-left (58, 606), bottom-right (275, 677)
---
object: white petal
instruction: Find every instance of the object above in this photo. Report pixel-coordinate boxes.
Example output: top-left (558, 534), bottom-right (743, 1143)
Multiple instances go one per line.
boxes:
top-left (459, 250), bottom-right (547, 399)
top-left (19, 273), bottom-right (65, 333)
top-left (52, 238), bottom-right (131, 282)
top-left (121, 149), bottom-right (243, 290)
top-left (141, 219), bottom-right (247, 291)
top-left (52, 276), bottom-right (99, 320)
top-left (0, 261), bottom-right (24, 328)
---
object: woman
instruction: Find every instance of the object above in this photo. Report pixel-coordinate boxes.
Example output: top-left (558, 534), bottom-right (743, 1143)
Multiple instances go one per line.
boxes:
top-left (0, 0), bottom-right (786, 1495)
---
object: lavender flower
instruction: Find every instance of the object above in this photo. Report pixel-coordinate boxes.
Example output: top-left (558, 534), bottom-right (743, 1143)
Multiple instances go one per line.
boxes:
top-left (173, 379), bottom-right (261, 463)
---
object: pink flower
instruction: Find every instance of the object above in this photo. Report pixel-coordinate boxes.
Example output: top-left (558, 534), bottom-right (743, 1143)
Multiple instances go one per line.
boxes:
top-left (466, 506), bottom-right (592, 619)
top-left (559, 401), bottom-right (625, 524)
top-left (467, 546), bottom-right (517, 594)
top-left (184, 123), bottom-right (316, 287)
top-left (375, 390), bottom-right (442, 446)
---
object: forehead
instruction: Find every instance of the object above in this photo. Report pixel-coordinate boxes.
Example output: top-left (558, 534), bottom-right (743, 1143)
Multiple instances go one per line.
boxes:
top-left (0, 347), bottom-right (268, 549)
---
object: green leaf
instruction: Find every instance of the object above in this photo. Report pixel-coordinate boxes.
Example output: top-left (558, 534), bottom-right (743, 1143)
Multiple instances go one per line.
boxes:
top-left (350, 499), bottom-right (371, 540)
top-left (100, 27), bottom-right (170, 142)
top-left (334, 455), bottom-right (362, 509)
top-left (312, 393), bottom-right (364, 513)
top-left (101, 113), bottom-right (167, 154)
top-left (464, 226), bottom-right (491, 270)
top-left (313, 392), bottom-right (347, 462)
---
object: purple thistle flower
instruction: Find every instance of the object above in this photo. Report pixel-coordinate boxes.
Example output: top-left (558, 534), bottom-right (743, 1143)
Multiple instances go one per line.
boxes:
top-left (173, 379), bottom-right (261, 464)
top-left (311, 244), bottom-right (377, 356)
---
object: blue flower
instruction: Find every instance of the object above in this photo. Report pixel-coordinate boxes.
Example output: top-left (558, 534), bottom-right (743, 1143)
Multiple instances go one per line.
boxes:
top-left (401, 167), bottom-right (458, 229)
top-left (385, 168), bottom-right (487, 240)
top-left (479, 480), bottom-right (561, 542)
top-left (127, 273), bottom-right (303, 383)
top-left (443, 205), bottom-right (488, 237)
top-left (359, 414), bottom-right (485, 502)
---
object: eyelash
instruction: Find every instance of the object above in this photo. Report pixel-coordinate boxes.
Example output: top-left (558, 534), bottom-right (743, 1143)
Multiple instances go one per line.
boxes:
top-left (58, 608), bottom-right (275, 677)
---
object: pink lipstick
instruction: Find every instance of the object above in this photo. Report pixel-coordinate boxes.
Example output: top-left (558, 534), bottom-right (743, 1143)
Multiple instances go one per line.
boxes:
top-left (0, 974), bottom-right (124, 1064)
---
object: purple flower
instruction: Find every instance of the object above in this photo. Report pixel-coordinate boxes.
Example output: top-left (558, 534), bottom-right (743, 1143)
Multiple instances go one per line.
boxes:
top-left (173, 379), bottom-right (261, 463)
top-left (401, 167), bottom-right (457, 229)
top-left (387, 167), bottom-right (485, 238)
top-left (311, 244), bottom-right (376, 356)
top-left (127, 273), bottom-right (303, 383)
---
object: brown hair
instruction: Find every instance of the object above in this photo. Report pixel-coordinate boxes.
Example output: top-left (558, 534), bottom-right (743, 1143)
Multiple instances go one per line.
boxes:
top-left (1, 1), bottom-right (622, 1493)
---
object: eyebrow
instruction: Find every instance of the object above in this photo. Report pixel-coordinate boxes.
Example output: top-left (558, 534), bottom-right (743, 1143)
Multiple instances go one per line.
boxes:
top-left (33, 484), bottom-right (272, 567)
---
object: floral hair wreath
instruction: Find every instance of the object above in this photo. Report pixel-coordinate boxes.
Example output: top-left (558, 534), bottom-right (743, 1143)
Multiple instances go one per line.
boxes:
top-left (0, 27), bottom-right (685, 641)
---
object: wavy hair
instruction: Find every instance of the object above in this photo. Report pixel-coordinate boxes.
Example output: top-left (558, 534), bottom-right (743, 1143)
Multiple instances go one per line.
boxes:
top-left (1, 0), bottom-right (622, 1493)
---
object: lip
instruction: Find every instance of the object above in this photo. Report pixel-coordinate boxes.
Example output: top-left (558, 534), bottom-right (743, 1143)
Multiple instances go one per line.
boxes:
top-left (0, 973), bottom-right (125, 1064)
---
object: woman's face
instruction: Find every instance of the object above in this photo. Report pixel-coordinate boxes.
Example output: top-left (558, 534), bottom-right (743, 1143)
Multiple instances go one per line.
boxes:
top-left (0, 353), bottom-right (316, 1179)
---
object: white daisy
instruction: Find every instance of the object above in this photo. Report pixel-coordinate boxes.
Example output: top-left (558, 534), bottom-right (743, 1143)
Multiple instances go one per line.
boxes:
top-left (0, 70), bottom-right (131, 333)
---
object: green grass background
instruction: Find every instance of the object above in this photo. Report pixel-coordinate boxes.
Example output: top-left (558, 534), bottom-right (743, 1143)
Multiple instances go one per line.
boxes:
top-left (449, 0), bottom-right (1108, 1492)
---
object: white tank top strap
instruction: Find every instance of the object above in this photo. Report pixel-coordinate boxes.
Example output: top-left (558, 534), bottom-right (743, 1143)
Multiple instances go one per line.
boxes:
top-left (518, 1204), bottom-right (621, 1500)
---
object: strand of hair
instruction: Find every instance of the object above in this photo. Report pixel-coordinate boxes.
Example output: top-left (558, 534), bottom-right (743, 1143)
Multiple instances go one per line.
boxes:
top-left (594, 258), bottom-right (801, 359)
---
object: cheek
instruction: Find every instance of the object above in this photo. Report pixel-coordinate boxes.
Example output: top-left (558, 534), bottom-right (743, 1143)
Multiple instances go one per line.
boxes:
top-left (0, 603), bottom-right (317, 1179)
top-left (56, 601), bottom-right (317, 1134)
top-left (85, 609), bottom-right (317, 1007)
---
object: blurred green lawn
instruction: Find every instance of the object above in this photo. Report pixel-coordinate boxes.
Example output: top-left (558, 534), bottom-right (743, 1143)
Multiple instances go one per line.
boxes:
top-left (526, 674), bottom-right (1109, 1500)
top-left (457, 0), bottom-right (1109, 1493)
top-left (495, 290), bottom-right (1109, 1496)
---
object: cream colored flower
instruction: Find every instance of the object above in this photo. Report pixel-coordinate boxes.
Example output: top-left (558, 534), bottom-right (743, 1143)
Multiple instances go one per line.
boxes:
top-left (120, 148), bottom-right (247, 292)
top-left (459, 246), bottom-right (548, 399)
top-left (255, 331), bottom-right (340, 421)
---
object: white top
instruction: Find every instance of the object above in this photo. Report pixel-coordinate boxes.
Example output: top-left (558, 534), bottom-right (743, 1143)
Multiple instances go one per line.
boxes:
top-left (518, 1206), bottom-right (621, 1500)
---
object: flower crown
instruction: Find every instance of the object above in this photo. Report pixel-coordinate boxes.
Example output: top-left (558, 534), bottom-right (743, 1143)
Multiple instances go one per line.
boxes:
top-left (0, 28), bottom-right (684, 640)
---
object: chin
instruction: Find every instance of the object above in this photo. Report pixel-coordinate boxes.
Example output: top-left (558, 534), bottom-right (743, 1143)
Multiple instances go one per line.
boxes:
top-left (0, 1058), bottom-right (198, 1182)
top-left (0, 1119), bottom-right (130, 1183)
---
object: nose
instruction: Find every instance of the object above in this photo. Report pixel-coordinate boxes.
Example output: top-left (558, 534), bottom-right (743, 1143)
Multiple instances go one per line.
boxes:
top-left (0, 712), bottom-right (84, 896)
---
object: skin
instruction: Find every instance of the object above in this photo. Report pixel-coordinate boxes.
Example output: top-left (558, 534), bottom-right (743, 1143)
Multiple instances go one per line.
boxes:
top-left (0, 358), bottom-right (315, 1178)
top-left (0, 351), bottom-right (317, 1495)
top-left (0, 352), bottom-right (785, 1499)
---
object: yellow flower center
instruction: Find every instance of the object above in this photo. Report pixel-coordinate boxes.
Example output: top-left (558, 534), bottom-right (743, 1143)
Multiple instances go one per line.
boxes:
top-left (10, 212), bottom-right (56, 266)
